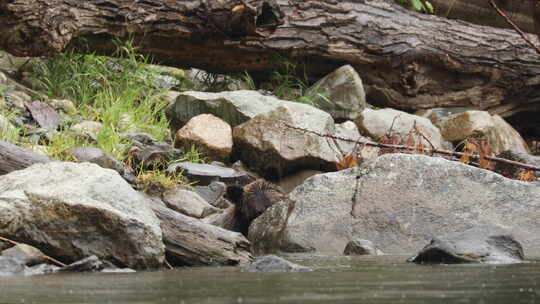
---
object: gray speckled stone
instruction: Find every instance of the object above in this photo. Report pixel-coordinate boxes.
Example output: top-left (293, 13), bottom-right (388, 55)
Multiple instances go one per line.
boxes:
top-left (280, 153), bottom-right (540, 255)
top-left (0, 162), bottom-right (164, 269)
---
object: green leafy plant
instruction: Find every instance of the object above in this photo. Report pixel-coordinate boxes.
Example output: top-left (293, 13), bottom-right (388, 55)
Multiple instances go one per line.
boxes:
top-left (239, 57), bottom-right (330, 108)
top-left (395, 0), bottom-right (434, 14)
top-left (169, 144), bottom-right (207, 164)
top-left (31, 38), bottom-right (170, 160)
top-left (136, 168), bottom-right (186, 194)
top-left (0, 107), bottom-right (21, 144)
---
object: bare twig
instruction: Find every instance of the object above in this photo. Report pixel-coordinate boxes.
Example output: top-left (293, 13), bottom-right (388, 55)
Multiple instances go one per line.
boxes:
top-left (0, 236), bottom-right (67, 267)
top-left (490, 0), bottom-right (540, 55)
top-left (281, 122), bottom-right (540, 172)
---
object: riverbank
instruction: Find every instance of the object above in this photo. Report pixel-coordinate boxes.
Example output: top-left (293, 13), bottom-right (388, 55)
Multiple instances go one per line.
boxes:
top-left (0, 43), bottom-right (539, 274)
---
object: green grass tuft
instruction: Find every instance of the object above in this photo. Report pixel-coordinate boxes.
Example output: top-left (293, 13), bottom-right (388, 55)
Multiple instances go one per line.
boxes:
top-left (30, 39), bottom-right (170, 160)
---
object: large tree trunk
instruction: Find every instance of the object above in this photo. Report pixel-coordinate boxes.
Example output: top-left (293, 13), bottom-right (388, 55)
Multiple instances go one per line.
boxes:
top-left (1, 0), bottom-right (540, 117)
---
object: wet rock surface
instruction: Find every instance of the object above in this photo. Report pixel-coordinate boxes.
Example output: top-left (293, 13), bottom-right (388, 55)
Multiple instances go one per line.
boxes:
top-left (248, 201), bottom-right (292, 255)
top-left (0, 257), bottom-right (26, 276)
top-left (57, 255), bottom-right (104, 272)
top-left (1, 244), bottom-right (46, 266)
top-left (242, 255), bottom-right (312, 273)
top-left (408, 226), bottom-right (525, 264)
top-left (343, 239), bottom-right (384, 256)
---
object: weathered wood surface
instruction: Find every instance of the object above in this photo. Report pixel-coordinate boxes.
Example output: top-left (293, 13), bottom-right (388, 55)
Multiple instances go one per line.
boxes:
top-left (1, 0), bottom-right (540, 116)
top-left (0, 141), bottom-right (52, 175)
top-left (151, 204), bottom-right (253, 267)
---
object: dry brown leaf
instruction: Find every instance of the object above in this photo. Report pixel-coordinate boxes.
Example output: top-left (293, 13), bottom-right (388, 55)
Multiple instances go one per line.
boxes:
top-left (416, 141), bottom-right (425, 154)
top-left (389, 134), bottom-right (401, 146)
top-left (405, 133), bottom-right (415, 149)
top-left (460, 151), bottom-right (471, 164)
top-left (459, 141), bottom-right (477, 164)
top-left (518, 170), bottom-right (537, 182)
top-left (232, 4), bottom-right (245, 12)
top-left (479, 156), bottom-right (491, 170)
top-left (337, 153), bottom-right (358, 171)
top-left (464, 141), bottom-right (478, 154)
top-left (477, 139), bottom-right (493, 170)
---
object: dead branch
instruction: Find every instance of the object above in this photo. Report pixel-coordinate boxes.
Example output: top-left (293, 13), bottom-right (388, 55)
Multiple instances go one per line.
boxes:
top-left (490, 0), bottom-right (540, 55)
top-left (281, 122), bottom-right (540, 172)
top-left (0, 235), bottom-right (67, 267)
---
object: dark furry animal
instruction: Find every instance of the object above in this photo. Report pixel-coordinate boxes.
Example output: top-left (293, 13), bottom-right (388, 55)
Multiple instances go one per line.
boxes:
top-left (220, 179), bottom-right (284, 236)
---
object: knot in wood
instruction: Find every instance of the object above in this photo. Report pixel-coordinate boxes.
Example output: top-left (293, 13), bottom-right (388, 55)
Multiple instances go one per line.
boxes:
top-left (198, 0), bottom-right (284, 38)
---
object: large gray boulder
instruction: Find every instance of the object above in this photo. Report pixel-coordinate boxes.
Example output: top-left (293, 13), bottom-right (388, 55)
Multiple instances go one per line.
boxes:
top-left (166, 90), bottom-right (289, 131)
top-left (275, 154), bottom-right (540, 255)
top-left (305, 65), bottom-right (367, 122)
top-left (356, 108), bottom-right (448, 150)
top-left (233, 104), bottom-right (340, 178)
top-left (0, 162), bottom-right (164, 269)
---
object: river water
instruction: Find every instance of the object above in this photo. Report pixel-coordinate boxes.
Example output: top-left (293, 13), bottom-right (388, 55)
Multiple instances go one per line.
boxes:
top-left (1, 255), bottom-right (539, 304)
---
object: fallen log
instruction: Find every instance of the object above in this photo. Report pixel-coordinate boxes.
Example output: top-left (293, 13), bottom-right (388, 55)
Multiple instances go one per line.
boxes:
top-left (1, 0), bottom-right (540, 116)
top-left (0, 141), bottom-right (52, 175)
top-left (150, 204), bottom-right (253, 267)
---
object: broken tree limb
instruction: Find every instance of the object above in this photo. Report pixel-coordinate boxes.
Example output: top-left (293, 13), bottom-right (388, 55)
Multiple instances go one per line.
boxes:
top-left (489, 0), bottom-right (540, 55)
top-left (1, 0), bottom-right (540, 116)
top-left (0, 236), bottom-right (67, 267)
top-left (281, 122), bottom-right (540, 173)
top-left (426, 0), bottom-right (536, 34)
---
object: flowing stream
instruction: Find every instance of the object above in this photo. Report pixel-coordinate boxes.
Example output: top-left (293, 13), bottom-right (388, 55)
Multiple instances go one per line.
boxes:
top-left (1, 255), bottom-right (539, 304)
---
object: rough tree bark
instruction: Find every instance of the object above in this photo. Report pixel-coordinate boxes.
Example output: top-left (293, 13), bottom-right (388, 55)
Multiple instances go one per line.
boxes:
top-left (1, 0), bottom-right (540, 117)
